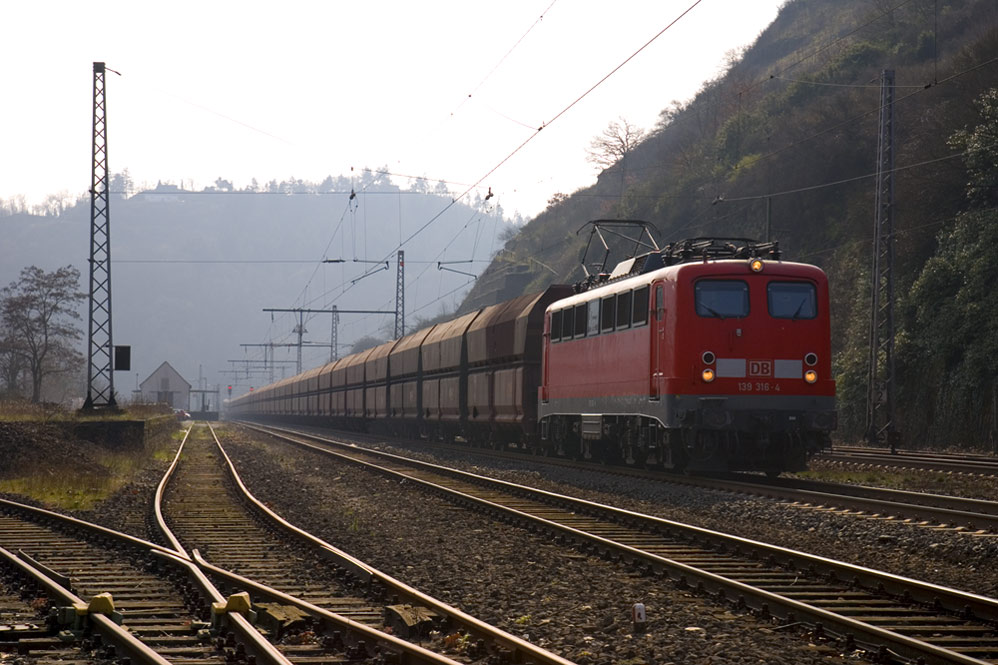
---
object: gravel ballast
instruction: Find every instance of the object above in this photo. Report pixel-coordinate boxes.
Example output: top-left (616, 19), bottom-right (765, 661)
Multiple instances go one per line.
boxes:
top-left (19, 422), bottom-right (998, 665)
top-left (217, 426), bottom-right (887, 665)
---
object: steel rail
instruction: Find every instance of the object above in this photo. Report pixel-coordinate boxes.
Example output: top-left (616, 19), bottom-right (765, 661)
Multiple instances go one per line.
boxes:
top-left (0, 507), bottom-right (291, 665)
top-left (724, 474), bottom-right (998, 527)
top-left (153, 424), bottom-right (193, 556)
top-left (246, 423), bottom-right (998, 665)
top-left (599, 468), bottom-right (998, 532)
top-left (149, 548), bottom-right (294, 665)
top-left (0, 543), bottom-right (173, 665)
top-left (819, 446), bottom-right (998, 475)
top-left (157, 427), bottom-right (426, 662)
top-left (191, 550), bottom-right (468, 665)
top-left (288, 424), bottom-right (998, 532)
top-left (0, 496), bottom-right (179, 558)
top-left (833, 446), bottom-right (998, 464)
top-left (205, 423), bottom-right (578, 665)
top-left (200, 424), bottom-right (373, 584)
top-left (0, 427), bottom-right (293, 665)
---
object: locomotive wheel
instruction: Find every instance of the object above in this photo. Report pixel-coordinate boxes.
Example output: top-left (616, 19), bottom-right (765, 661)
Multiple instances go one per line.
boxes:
top-left (668, 435), bottom-right (689, 473)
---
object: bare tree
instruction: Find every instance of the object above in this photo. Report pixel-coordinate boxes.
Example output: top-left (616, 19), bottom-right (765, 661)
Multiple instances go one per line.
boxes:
top-left (0, 266), bottom-right (85, 403)
top-left (0, 323), bottom-right (28, 397)
top-left (585, 117), bottom-right (647, 171)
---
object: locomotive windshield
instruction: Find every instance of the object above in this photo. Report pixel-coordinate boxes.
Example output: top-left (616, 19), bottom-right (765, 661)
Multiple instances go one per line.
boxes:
top-left (695, 280), bottom-right (749, 318)
top-left (768, 281), bottom-right (817, 319)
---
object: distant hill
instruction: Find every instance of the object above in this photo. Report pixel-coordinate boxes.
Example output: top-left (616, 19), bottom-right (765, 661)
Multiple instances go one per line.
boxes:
top-left (460, 0), bottom-right (998, 446)
top-left (0, 174), bottom-right (514, 401)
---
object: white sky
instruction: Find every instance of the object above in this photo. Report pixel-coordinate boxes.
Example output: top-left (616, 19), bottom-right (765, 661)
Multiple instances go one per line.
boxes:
top-left (4, 0), bottom-right (785, 219)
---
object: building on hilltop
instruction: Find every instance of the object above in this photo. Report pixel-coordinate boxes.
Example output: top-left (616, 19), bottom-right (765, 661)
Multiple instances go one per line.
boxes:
top-left (139, 361), bottom-right (191, 410)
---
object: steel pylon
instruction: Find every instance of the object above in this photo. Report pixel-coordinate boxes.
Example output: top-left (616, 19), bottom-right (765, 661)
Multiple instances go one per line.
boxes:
top-left (865, 69), bottom-right (899, 450)
top-left (83, 62), bottom-right (116, 411)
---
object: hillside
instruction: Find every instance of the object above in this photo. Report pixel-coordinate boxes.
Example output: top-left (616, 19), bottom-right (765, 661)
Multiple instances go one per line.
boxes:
top-left (0, 174), bottom-right (512, 400)
top-left (460, 0), bottom-right (998, 446)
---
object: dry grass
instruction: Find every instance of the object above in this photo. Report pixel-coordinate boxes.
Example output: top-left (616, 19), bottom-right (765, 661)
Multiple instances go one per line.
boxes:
top-left (0, 404), bottom-right (181, 510)
top-left (1, 473), bottom-right (118, 511)
top-left (0, 400), bottom-right (70, 422)
top-left (0, 436), bottom-right (179, 510)
top-left (795, 462), bottom-right (998, 500)
top-left (0, 399), bottom-right (173, 423)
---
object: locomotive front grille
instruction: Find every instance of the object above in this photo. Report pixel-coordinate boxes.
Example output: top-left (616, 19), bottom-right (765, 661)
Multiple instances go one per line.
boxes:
top-left (690, 395), bottom-right (835, 433)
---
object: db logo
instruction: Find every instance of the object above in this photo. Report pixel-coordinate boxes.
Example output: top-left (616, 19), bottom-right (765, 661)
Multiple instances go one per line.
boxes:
top-left (749, 360), bottom-right (772, 377)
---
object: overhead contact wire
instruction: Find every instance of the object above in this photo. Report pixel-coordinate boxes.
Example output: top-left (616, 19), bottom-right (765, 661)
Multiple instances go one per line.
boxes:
top-left (345, 0), bottom-right (706, 291)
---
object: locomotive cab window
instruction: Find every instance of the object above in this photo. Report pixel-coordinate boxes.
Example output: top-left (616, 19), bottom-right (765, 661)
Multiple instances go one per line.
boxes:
top-left (695, 280), bottom-right (749, 318)
top-left (768, 281), bottom-right (817, 319)
top-left (551, 310), bottom-right (562, 342)
top-left (632, 286), bottom-right (649, 326)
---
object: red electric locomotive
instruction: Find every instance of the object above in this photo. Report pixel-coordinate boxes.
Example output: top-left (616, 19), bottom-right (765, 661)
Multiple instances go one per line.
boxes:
top-left (538, 235), bottom-right (836, 475)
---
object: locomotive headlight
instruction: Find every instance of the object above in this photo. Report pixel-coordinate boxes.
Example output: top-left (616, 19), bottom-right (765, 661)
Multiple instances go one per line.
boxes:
top-left (702, 368), bottom-right (716, 383)
top-left (750, 259), bottom-right (764, 273)
top-left (804, 369), bottom-right (818, 384)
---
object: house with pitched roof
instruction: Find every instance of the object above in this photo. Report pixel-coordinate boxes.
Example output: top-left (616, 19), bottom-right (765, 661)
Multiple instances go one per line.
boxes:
top-left (138, 361), bottom-right (191, 410)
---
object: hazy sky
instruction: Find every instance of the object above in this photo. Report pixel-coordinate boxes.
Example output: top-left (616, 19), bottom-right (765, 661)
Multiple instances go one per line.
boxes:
top-left (5, 0), bottom-right (785, 218)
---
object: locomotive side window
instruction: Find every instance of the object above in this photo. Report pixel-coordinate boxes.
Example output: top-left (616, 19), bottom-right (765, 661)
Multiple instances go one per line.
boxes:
top-left (601, 296), bottom-right (616, 332)
top-left (695, 280), bottom-right (749, 318)
top-left (574, 303), bottom-right (588, 338)
top-left (616, 292), bottom-right (632, 329)
top-left (551, 310), bottom-right (562, 342)
top-left (587, 299), bottom-right (600, 336)
top-left (768, 281), bottom-right (817, 319)
top-left (632, 286), bottom-right (649, 326)
top-left (562, 307), bottom-right (575, 339)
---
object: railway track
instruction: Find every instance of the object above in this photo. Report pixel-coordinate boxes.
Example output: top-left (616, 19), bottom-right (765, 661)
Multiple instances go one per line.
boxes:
top-left (0, 490), bottom-right (281, 665)
top-left (818, 446), bottom-right (998, 476)
top-left (157, 423), bottom-right (574, 665)
top-left (0, 561), bottom-right (97, 665)
top-left (0, 423), bottom-right (574, 665)
top-left (243, 422), bottom-right (998, 665)
top-left (259, 424), bottom-right (998, 535)
top-left (717, 473), bottom-right (998, 532)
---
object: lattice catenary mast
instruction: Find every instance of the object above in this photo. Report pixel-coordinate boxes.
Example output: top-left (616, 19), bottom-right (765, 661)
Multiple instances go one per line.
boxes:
top-left (865, 69), bottom-right (899, 450)
top-left (83, 62), bottom-right (116, 410)
top-left (395, 250), bottom-right (405, 339)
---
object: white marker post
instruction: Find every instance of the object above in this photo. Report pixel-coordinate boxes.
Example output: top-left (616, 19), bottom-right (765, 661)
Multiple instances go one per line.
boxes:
top-left (632, 602), bottom-right (647, 634)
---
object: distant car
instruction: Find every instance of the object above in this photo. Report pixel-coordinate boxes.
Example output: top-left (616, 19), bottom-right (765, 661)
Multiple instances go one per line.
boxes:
top-left (174, 408), bottom-right (191, 420)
